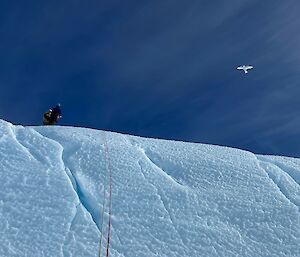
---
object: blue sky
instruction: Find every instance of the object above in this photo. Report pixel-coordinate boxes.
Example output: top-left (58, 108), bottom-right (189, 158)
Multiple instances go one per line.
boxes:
top-left (0, 0), bottom-right (299, 157)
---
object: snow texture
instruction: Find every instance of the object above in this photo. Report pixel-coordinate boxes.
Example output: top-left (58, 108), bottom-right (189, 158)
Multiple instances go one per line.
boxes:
top-left (0, 119), bottom-right (299, 257)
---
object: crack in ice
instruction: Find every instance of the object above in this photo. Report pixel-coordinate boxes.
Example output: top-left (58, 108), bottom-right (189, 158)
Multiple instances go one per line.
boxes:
top-left (256, 156), bottom-right (299, 212)
top-left (138, 161), bottom-right (187, 252)
top-left (8, 126), bottom-right (40, 163)
top-left (125, 135), bottom-right (189, 251)
top-left (32, 129), bottom-right (101, 232)
top-left (62, 203), bottom-right (80, 257)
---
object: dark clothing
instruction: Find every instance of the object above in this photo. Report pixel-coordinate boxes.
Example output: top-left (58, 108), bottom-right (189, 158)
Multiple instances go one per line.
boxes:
top-left (43, 105), bottom-right (62, 125)
top-left (51, 105), bottom-right (62, 117)
top-left (50, 105), bottom-right (62, 122)
top-left (43, 110), bottom-right (56, 125)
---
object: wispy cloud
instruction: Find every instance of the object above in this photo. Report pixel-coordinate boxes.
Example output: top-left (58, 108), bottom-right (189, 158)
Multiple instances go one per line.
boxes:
top-left (0, 1), bottom-right (299, 156)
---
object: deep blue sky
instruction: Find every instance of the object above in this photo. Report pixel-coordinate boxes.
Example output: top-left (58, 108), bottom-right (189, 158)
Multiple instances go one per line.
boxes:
top-left (1, 0), bottom-right (300, 157)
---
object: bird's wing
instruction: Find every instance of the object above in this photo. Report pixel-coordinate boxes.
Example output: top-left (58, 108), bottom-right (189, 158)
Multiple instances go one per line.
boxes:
top-left (246, 66), bottom-right (253, 70)
top-left (237, 66), bottom-right (243, 70)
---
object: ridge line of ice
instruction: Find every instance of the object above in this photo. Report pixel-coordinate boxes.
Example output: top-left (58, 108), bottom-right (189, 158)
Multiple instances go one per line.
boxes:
top-left (256, 156), bottom-right (300, 212)
top-left (138, 160), bottom-right (187, 251)
top-left (124, 135), bottom-right (187, 250)
top-left (10, 126), bottom-right (55, 186)
top-left (258, 156), bottom-right (300, 186)
top-left (143, 149), bottom-right (188, 189)
top-left (126, 136), bottom-right (187, 190)
top-left (33, 129), bottom-right (101, 232)
top-left (8, 125), bottom-right (40, 163)
top-left (10, 126), bottom-right (81, 253)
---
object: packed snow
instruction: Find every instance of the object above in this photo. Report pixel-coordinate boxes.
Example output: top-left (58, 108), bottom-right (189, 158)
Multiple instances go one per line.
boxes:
top-left (0, 119), bottom-right (299, 257)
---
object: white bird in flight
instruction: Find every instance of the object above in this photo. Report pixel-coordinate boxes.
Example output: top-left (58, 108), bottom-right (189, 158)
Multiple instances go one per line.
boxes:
top-left (237, 65), bottom-right (253, 74)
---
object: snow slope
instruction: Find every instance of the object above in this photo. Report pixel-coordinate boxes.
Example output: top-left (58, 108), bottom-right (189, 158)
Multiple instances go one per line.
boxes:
top-left (0, 119), bottom-right (299, 257)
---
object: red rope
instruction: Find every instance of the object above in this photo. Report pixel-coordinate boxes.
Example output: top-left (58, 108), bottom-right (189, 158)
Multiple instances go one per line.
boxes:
top-left (98, 132), bottom-right (112, 257)
top-left (98, 193), bottom-right (106, 257)
top-left (104, 133), bottom-right (112, 257)
top-left (105, 180), bottom-right (112, 257)
top-left (98, 139), bottom-right (107, 257)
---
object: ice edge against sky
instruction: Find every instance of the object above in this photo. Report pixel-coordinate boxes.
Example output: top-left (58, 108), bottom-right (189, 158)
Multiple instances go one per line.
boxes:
top-left (0, 119), bottom-right (299, 257)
